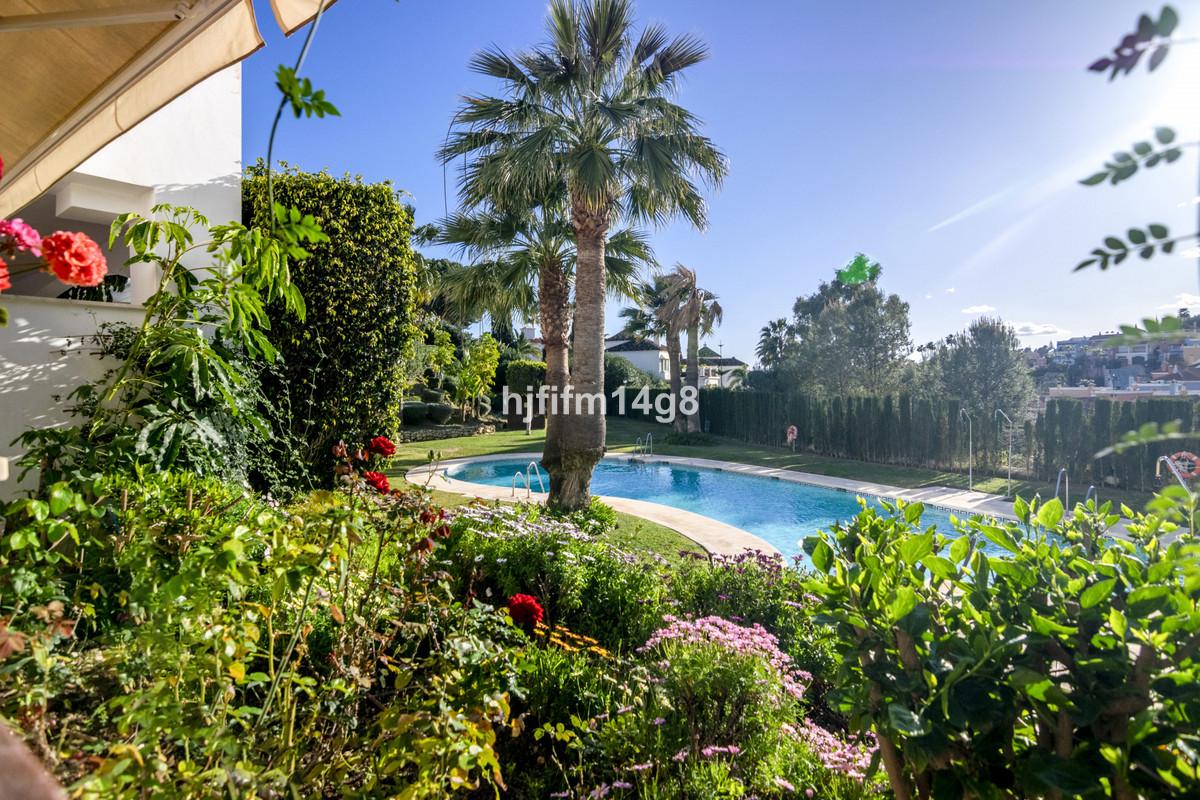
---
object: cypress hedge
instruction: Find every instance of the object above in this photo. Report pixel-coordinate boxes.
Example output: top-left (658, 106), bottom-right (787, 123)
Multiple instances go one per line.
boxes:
top-left (608, 387), bottom-right (1200, 491)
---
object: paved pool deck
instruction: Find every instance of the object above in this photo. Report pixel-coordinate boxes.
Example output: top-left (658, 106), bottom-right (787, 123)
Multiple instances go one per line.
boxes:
top-left (406, 451), bottom-right (1039, 558)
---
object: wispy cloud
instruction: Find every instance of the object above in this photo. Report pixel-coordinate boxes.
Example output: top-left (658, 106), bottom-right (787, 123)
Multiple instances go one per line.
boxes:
top-left (945, 287), bottom-right (956, 294)
top-left (1158, 293), bottom-right (1200, 310)
top-left (1012, 321), bottom-right (1068, 338)
top-left (961, 304), bottom-right (996, 314)
top-left (924, 293), bottom-right (933, 300)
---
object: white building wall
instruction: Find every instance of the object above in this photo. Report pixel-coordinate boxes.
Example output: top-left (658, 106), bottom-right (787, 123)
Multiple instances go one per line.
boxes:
top-left (0, 66), bottom-right (243, 498)
top-left (609, 350), bottom-right (669, 381)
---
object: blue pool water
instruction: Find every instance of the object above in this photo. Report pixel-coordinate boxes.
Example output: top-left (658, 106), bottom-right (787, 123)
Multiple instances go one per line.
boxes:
top-left (447, 457), bottom-right (997, 559)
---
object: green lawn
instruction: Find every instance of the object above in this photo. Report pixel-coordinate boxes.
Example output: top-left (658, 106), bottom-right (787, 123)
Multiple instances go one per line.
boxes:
top-left (392, 417), bottom-right (1152, 509)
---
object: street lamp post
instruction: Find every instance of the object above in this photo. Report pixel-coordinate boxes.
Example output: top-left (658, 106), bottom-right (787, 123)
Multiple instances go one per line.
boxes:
top-left (959, 408), bottom-right (973, 490)
top-left (995, 409), bottom-right (1014, 497)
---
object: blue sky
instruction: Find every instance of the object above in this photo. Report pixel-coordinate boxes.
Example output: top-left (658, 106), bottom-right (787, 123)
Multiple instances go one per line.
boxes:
top-left (243, 0), bottom-right (1200, 364)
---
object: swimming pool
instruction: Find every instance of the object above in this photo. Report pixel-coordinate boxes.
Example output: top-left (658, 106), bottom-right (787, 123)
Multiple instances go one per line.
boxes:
top-left (446, 456), bottom-right (998, 559)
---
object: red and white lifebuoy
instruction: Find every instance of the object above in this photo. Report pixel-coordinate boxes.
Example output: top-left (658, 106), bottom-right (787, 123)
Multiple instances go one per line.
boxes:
top-left (1169, 451), bottom-right (1200, 479)
top-left (786, 425), bottom-right (798, 445)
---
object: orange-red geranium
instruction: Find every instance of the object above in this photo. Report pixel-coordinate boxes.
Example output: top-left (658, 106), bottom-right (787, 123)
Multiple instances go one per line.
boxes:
top-left (41, 231), bottom-right (107, 287)
top-left (0, 257), bottom-right (10, 293)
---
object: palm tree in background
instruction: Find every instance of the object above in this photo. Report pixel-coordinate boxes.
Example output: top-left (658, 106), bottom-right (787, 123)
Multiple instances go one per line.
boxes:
top-left (440, 0), bottom-right (727, 509)
top-left (756, 318), bottom-right (795, 370)
top-left (439, 206), bottom-right (653, 466)
top-left (619, 274), bottom-right (685, 430)
top-left (659, 264), bottom-right (722, 433)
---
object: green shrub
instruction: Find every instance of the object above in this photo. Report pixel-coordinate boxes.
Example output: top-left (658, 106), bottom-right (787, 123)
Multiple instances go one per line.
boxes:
top-left (243, 163), bottom-right (422, 466)
top-left (444, 503), bottom-right (668, 648)
top-left (604, 353), bottom-right (658, 392)
top-left (419, 386), bottom-right (445, 403)
top-left (506, 359), bottom-right (547, 393)
top-left (402, 401), bottom-right (429, 426)
top-left (427, 402), bottom-right (454, 424)
top-left (802, 494), bottom-right (1200, 799)
top-left (0, 470), bottom-right (521, 799)
top-left (662, 431), bottom-right (717, 446)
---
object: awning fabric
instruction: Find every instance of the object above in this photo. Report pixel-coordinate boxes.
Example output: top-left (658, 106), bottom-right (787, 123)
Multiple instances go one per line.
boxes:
top-left (0, 0), bottom-right (334, 218)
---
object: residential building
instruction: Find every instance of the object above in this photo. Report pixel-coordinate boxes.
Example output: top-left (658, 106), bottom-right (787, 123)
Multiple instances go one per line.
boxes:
top-left (605, 338), bottom-right (671, 380)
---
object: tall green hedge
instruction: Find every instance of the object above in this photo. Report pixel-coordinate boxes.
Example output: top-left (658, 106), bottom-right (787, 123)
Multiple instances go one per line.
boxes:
top-left (505, 360), bottom-right (546, 393)
top-left (608, 387), bottom-right (1200, 491)
top-left (243, 164), bottom-right (421, 465)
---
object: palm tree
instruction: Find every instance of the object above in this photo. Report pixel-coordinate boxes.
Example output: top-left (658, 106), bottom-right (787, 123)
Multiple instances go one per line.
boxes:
top-left (441, 0), bottom-right (726, 509)
top-left (439, 205), bottom-right (653, 472)
top-left (658, 264), bottom-right (722, 433)
top-left (756, 318), bottom-right (795, 370)
top-left (619, 275), bottom-right (685, 429)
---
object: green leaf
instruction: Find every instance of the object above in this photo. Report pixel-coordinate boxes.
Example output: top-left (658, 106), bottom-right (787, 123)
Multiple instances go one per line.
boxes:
top-left (1109, 607), bottom-right (1127, 638)
top-left (1036, 498), bottom-right (1064, 529)
top-left (1104, 237), bottom-right (1126, 251)
top-left (890, 586), bottom-right (918, 622)
top-left (1080, 578), bottom-right (1117, 609)
top-left (1157, 6), bottom-right (1179, 36)
top-left (1031, 612), bottom-right (1075, 636)
top-left (810, 540), bottom-right (833, 573)
top-left (1079, 172), bottom-right (1108, 186)
top-left (887, 704), bottom-right (929, 736)
top-left (1148, 223), bottom-right (1169, 239)
top-left (1155, 126), bottom-right (1176, 145)
top-left (1128, 228), bottom-right (1147, 244)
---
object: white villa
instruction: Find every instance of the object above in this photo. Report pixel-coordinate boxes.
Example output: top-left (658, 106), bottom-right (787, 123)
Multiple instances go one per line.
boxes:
top-left (603, 335), bottom-right (746, 388)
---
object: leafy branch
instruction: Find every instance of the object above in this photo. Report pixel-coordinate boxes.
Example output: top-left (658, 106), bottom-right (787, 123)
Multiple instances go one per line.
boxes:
top-left (1096, 420), bottom-right (1187, 458)
top-left (1088, 6), bottom-right (1180, 79)
top-left (1074, 223), bottom-right (1194, 271)
top-left (1103, 314), bottom-right (1188, 346)
top-left (1078, 127), bottom-right (1187, 186)
top-left (835, 253), bottom-right (881, 286)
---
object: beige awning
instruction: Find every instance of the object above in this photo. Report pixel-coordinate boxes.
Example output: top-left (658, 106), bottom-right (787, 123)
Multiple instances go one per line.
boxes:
top-left (0, 0), bottom-right (334, 218)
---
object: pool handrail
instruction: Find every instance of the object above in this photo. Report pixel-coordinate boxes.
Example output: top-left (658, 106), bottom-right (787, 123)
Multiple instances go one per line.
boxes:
top-left (645, 433), bottom-right (653, 455)
top-left (511, 470), bottom-right (531, 498)
top-left (1053, 468), bottom-right (1069, 509)
top-left (526, 461), bottom-right (546, 493)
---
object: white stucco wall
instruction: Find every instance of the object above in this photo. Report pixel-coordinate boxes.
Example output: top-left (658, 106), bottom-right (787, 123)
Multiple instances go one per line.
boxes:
top-left (609, 349), bottom-right (670, 381)
top-left (0, 66), bottom-right (243, 498)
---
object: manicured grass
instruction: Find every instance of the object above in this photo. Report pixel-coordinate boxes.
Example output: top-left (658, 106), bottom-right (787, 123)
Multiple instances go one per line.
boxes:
top-left (391, 416), bottom-right (1155, 516)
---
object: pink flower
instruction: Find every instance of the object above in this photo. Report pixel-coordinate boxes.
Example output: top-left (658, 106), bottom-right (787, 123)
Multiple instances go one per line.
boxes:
top-left (41, 231), bottom-right (107, 287)
top-left (0, 218), bottom-right (42, 256)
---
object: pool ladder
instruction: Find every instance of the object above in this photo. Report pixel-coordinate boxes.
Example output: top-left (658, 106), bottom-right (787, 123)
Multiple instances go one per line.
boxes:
top-left (634, 433), bottom-right (654, 456)
top-left (511, 461), bottom-right (547, 498)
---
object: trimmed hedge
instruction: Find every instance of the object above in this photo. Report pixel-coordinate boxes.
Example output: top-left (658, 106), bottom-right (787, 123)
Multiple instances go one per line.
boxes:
top-left (608, 387), bottom-right (1200, 490)
top-left (427, 403), bottom-right (454, 424)
top-left (505, 360), bottom-right (546, 393)
top-left (401, 402), bottom-right (429, 426)
top-left (243, 163), bottom-right (422, 466)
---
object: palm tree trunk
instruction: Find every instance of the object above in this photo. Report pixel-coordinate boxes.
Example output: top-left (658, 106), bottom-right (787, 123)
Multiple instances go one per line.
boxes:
top-left (685, 323), bottom-right (701, 433)
top-left (546, 203), bottom-right (608, 510)
top-left (539, 259), bottom-right (571, 488)
top-left (667, 331), bottom-right (685, 433)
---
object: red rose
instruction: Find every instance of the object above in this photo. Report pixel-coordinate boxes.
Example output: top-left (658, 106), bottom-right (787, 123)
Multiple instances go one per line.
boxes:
top-left (41, 231), bottom-right (107, 287)
top-left (507, 594), bottom-right (545, 628)
top-left (367, 435), bottom-right (396, 457)
top-left (362, 471), bottom-right (390, 494)
top-left (0, 257), bottom-right (10, 293)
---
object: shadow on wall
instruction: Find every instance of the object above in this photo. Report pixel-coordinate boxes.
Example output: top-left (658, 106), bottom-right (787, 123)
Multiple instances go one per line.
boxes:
top-left (0, 176), bottom-right (243, 499)
top-left (0, 296), bottom-right (145, 497)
